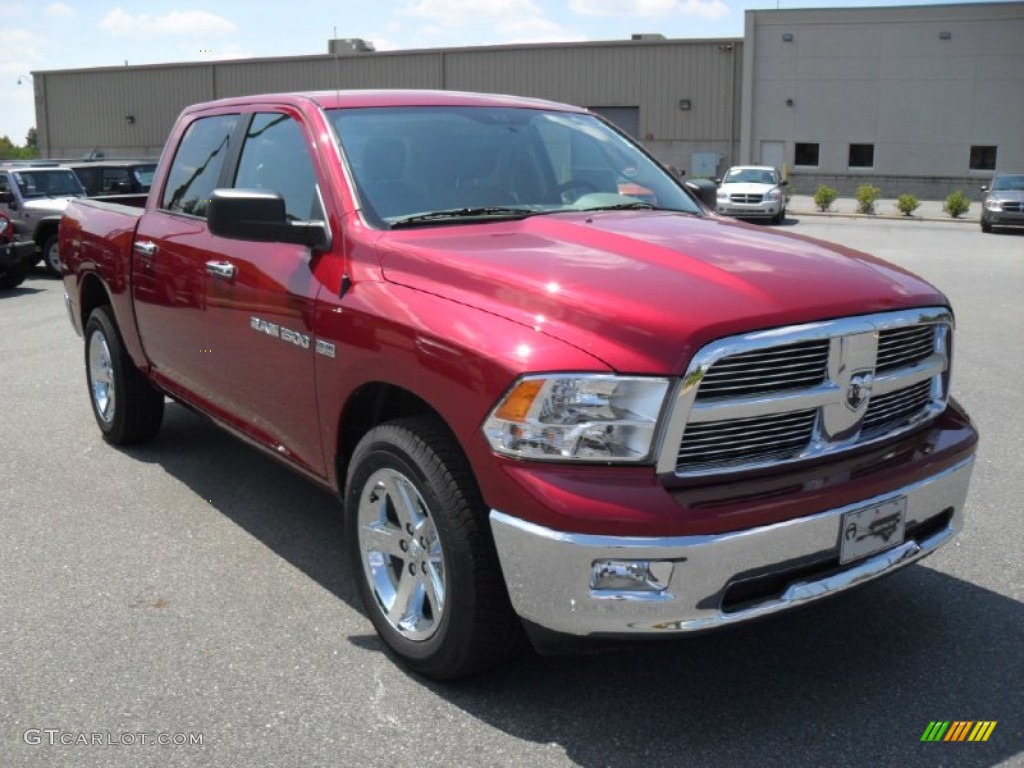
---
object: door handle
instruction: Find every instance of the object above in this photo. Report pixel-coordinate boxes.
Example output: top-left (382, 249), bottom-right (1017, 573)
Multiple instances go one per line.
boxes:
top-left (133, 241), bottom-right (158, 258)
top-left (205, 261), bottom-right (236, 279)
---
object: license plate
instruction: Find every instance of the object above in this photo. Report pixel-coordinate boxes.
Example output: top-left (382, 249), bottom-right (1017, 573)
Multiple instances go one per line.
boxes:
top-left (839, 497), bottom-right (907, 564)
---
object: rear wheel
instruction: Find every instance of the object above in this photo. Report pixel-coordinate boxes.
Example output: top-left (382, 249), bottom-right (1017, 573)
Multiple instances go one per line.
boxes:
top-left (345, 416), bottom-right (523, 680)
top-left (85, 306), bottom-right (164, 444)
top-left (42, 234), bottom-right (61, 276)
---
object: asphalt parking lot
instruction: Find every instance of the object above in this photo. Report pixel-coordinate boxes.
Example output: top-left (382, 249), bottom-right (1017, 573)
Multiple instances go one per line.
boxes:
top-left (1, 218), bottom-right (1022, 768)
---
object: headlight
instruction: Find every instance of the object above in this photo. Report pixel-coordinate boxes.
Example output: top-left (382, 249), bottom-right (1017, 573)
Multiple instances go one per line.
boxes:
top-left (716, 191), bottom-right (729, 201)
top-left (765, 189), bottom-right (782, 202)
top-left (483, 375), bottom-right (670, 462)
top-left (984, 199), bottom-right (1002, 211)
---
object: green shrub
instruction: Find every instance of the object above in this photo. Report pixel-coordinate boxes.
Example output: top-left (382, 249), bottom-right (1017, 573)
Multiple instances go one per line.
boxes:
top-left (813, 185), bottom-right (838, 212)
top-left (896, 194), bottom-right (920, 217)
top-left (943, 190), bottom-right (971, 219)
top-left (855, 184), bottom-right (882, 214)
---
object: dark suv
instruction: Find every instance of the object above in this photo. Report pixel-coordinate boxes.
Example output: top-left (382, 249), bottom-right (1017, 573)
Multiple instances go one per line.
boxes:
top-left (0, 210), bottom-right (36, 288)
top-left (66, 160), bottom-right (157, 197)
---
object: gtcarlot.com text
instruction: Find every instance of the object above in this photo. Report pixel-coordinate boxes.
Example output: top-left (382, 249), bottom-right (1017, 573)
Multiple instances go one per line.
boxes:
top-left (23, 729), bottom-right (204, 747)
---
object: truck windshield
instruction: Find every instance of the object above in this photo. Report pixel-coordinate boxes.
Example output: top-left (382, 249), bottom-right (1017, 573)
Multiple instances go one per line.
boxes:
top-left (328, 106), bottom-right (701, 226)
top-left (13, 170), bottom-right (84, 199)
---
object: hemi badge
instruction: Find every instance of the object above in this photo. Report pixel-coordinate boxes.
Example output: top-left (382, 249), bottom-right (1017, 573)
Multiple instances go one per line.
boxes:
top-left (315, 339), bottom-right (336, 358)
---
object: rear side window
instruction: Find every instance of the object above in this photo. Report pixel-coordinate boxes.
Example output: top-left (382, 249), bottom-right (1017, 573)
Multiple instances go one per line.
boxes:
top-left (161, 114), bottom-right (239, 216)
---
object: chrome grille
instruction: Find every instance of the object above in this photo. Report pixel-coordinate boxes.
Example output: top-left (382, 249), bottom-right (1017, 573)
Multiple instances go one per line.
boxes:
top-left (876, 325), bottom-right (935, 373)
top-left (1003, 202), bottom-right (1023, 213)
top-left (697, 340), bottom-right (829, 400)
top-left (660, 308), bottom-right (952, 478)
top-left (862, 380), bottom-right (932, 439)
top-left (730, 194), bottom-right (763, 204)
top-left (676, 409), bottom-right (817, 471)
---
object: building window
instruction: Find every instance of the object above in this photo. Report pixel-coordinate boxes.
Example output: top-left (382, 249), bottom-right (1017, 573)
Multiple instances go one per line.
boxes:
top-left (848, 144), bottom-right (874, 168)
top-left (794, 143), bottom-right (819, 167)
top-left (969, 145), bottom-right (997, 171)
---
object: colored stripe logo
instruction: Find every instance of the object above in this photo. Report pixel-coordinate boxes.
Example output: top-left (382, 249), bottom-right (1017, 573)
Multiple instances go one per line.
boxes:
top-left (921, 721), bottom-right (997, 742)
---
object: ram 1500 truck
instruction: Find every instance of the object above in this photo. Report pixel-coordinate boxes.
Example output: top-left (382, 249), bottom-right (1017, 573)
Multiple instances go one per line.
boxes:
top-left (61, 90), bottom-right (978, 680)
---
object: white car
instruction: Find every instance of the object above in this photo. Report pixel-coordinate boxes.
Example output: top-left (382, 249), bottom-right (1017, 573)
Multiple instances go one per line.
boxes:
top-left (715, 165), bottom-right (788, 224)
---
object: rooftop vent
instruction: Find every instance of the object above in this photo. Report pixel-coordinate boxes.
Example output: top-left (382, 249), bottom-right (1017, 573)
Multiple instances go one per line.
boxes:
top-left (328, 38), bottom-right (375, 55)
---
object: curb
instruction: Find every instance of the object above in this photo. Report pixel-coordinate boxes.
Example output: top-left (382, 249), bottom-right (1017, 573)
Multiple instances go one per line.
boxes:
top-left (788, 209), bottom-right (978, 224)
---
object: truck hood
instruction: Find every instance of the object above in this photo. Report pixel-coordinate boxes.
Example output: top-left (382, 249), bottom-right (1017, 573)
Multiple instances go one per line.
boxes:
top-left (23, 197), bottom-right (77, 217)
top-left (377, 211), bottom-right (946, 374)
top-left (990, 190), bottom-right (1024, 204)
top-left (718, 182), bottom-right (778, 195)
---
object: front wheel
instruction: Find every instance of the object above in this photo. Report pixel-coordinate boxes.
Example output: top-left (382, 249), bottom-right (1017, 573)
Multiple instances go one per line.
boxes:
top-left (42, 234), bottom-right (62, 276)
top-left (345, 416), bottom-right (523, 680)
top-left (980, 218), bottom-right (992, 233)
top-left (85, 306), bottom-right (164, 444)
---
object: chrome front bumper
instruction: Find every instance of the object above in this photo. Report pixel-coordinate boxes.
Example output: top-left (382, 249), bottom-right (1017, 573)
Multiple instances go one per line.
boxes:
top-left (490, 456), bottom-right (974, 636)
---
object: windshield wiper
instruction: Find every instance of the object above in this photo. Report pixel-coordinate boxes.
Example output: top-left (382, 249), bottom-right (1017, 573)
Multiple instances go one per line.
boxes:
top-left (390, 207), bottom-right (537, 228)
top-left (574, 201), bottom-right (701, 216)
top-left (577, 201), bottom-right (656, 212)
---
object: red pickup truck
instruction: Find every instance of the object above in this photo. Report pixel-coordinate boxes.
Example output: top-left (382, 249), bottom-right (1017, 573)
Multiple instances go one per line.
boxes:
top-left (61, 90), bottom-right (977, 680)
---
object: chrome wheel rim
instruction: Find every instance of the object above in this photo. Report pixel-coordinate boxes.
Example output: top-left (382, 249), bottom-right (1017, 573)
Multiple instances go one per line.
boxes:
top-left (357, 468), bottom-right (445, 642)
top-left (88, 330), bottom-right (115, 424)
top-left (46, 241), bottom-right (60, 273)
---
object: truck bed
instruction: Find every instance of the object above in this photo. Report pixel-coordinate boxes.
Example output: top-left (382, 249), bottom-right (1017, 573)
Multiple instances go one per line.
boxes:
top-left (61, 198), bottom-right (145, 349)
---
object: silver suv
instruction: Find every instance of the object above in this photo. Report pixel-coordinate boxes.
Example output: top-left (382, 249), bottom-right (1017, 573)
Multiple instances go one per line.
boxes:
top-left (0, 163), bottom-right (87, 275)
top-left (980, 173), bottom-right (1024, 233)
top-left (715, 165), bottom-right (788, 224)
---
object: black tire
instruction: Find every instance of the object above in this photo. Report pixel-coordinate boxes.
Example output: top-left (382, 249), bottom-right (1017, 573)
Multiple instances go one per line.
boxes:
top-left (42, 234), bottom-right (61, 276)
top-left (345, 416), bottom-right (524, 680)
top-left (773, 209), bottom-right (785, 225)
top-left (0, 257), bottom-right (29, 289)
top-left (84, 306), bottom-right (164, 444)
top-left (980, 218), bottom-right (992, 233)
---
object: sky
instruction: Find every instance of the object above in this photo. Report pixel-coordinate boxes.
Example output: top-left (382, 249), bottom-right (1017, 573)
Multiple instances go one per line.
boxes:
top-left (0, 0), bottom-right (1007, 143)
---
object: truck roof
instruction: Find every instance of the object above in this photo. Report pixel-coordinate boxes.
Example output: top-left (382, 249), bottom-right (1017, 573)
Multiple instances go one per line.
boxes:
top-left (182, 89), bottom-right (588, 115)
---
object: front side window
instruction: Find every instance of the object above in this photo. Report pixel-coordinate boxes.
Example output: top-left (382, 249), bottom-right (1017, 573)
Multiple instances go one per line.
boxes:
top-left (329, 106), bottom-right (700, 226)
top-left (234, 113), bottom-right (321, 221)
top-left (132, 165), bottom-right (157, 190)
top-left (161, 114), bottom-right (239, 216)
top-left (101, 168), bottom-right (131, 194)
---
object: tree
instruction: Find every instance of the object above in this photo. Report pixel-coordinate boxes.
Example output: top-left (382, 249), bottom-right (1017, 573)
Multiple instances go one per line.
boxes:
top-left (25, 127), bottom-right (38, 151)
top-left (0, 134), bottom-right (39, 161)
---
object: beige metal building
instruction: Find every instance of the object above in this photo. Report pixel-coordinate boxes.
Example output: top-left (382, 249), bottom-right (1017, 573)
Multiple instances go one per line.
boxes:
top-left (32, 37), bottom-right (743, 179)
top-left (31, 2), bottom-right (1024, 196)
top-left (742, 2), bottom-right (1024, 197)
